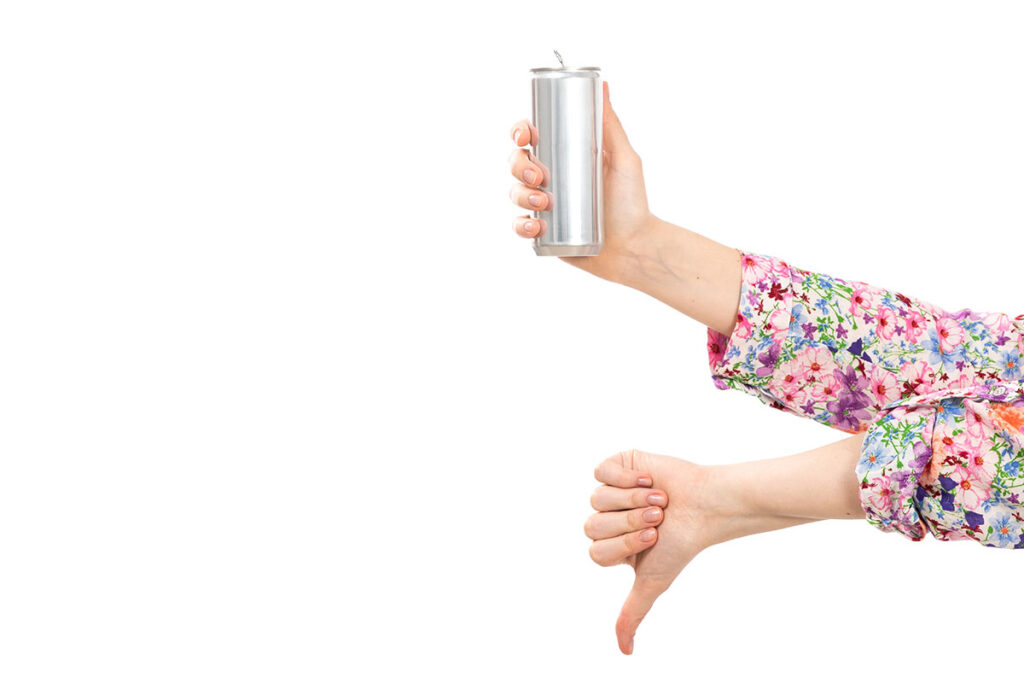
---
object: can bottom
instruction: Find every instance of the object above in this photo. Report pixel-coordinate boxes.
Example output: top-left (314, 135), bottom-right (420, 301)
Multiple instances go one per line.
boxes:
top-left (533, 242), bottom-right (603, 257)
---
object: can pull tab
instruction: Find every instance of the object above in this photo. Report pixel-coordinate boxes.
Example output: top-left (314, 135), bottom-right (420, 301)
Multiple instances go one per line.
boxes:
top-left (553, 49), bottom-right (566, 68)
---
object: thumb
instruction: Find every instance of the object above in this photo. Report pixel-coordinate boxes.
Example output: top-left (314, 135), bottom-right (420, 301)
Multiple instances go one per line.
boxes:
top-left (602, 80), bottom-right (636, 157)
top-left (615, 578), bottom-right (666, 655)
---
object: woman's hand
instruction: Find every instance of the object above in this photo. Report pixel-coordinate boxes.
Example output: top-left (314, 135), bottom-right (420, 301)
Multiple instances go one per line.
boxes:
top-left (586, 450), bottom-right (714, 656)
top-left (507, 81), bottom-right (657, 284)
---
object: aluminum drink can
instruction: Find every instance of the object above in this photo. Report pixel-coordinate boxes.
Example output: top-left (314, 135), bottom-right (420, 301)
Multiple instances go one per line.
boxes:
top-left (529, 58), bottom-right (603, 256)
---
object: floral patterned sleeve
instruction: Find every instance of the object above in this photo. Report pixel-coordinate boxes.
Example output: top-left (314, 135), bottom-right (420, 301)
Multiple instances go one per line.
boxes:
top-left (856, 380), bottom-right (1024, 548)
top-left (705, 250), bottom-right (1024, 434)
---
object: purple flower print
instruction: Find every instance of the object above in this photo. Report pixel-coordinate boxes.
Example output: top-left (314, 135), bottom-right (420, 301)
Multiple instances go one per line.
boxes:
top-left (910, 440), bottom-right (932, 471)
top-left (846, 338), bottom-right (868, 361)
top-left (836, 322), bottom-right (848, 339)
top-left (833, 366), bottom-right (869, 394)
top-left (890, 469), bottom-right (913, 491)
top-left (754, 341), bottom-right (781, 378)
top-left (801, 322), bottom-right (817, 339)
top-left (827, 393), bottom-right (873, 431)
top-left (964, 510), bottom-right (985, 528)
top-left (825, 368), bottom-right (873, 430)
top-left (893, 508), bottom-right (924, 536)
top-left (915, 485), bottom-right (927, 504)
top-left (976, 383), bottom-right (1013, 401)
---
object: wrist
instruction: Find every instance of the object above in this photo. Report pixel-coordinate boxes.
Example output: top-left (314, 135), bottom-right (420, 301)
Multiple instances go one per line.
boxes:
top-left (613, 213), bottom-right (676, 291)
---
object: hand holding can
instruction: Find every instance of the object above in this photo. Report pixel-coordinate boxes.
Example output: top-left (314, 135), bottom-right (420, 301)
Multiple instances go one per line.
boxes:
top-left (508, 58), bottom-right (658, 283)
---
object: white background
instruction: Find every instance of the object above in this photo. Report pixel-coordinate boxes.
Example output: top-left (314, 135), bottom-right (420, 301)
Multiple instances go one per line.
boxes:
top-left (2, 1), bottom-right (1023, 680)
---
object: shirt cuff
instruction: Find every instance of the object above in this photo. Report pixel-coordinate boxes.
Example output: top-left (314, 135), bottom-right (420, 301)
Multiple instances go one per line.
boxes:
top-left (856, 381), bottom-right (1024, 547)
top-left (706, 251), bottom-right (795, 392)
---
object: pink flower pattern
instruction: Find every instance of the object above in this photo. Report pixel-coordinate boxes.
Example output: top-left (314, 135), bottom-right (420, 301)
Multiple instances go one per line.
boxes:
top-left (706, 251), bottom-right (1024, 548)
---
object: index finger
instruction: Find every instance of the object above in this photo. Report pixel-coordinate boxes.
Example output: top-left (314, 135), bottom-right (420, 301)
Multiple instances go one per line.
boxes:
top-left (594, 458), bottom-right (653, 488)
top-left (510, 119), bottom-right (539, 147)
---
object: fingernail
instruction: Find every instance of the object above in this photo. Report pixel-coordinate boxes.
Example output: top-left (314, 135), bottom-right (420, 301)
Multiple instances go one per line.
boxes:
top-left (524, 220), bottom-right (536, 235)
top-left (528, 193), bottom-right (543, 208)
top-left (642, 508), bottom-right (661, 522)
top-left (639, 529), bottom-right (656, 542)
top-left (637, 476), bottom-right (652, 487)
top-left (513, 127), bottom-right (521, 143)
top-left (647, 493), bottom-right (666, 506)
top-left (523, 168), bottom-right (537, 185)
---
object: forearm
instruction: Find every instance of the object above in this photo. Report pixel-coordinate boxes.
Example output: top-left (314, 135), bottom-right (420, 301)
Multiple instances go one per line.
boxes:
top-left (615, 215), bottom-right (743, 338)
top-left (709, 433), bottom-right (868, 521)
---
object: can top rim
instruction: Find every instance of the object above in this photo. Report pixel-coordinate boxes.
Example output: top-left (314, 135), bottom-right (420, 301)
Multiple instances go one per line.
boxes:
top-left (530, 66), bottom-right (600, 73)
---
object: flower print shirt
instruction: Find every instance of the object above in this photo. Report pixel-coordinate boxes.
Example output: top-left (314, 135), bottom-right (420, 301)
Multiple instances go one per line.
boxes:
top-left (706, 251), bottom-right (1024, 548)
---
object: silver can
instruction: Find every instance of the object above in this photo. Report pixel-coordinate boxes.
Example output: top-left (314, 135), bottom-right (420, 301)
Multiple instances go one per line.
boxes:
top-left (529, 54), bottom-right (603, 256)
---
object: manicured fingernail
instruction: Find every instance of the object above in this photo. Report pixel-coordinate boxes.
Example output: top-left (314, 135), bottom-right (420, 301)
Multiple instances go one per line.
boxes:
top-left (642, 508), bottom-right (661, 522)
top-left (523, 168), bottom-right (537, 185)
top-left (524, 220), bottom-right (536, 235)
top-left (647, 493), bottom-right (666, 506)
top-left (528, 193), bottom-right (543, 207)
top-left (639, 529), bottom-right (656, 541)
top-left (637, 476), bottom-right (652, 487)
top-left (513, 127), bottom-right (521, 143)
